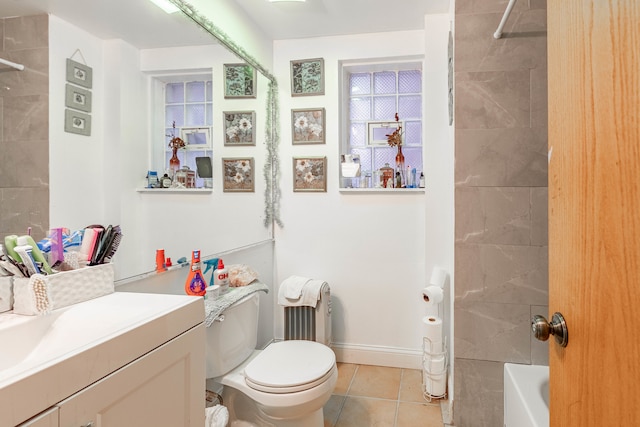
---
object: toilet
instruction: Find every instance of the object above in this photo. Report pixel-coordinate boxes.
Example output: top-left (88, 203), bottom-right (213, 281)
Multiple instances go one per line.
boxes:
top-left (205, 292), bottom-right (337, 427)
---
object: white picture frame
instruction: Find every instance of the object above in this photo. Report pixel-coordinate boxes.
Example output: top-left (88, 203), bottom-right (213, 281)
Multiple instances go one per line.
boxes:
top-left (367, 121), bottom-right (404, 146)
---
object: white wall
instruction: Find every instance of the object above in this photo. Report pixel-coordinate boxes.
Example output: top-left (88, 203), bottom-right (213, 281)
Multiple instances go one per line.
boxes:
top-left (273, 24), bottom-right (452, 368)
top-left (424, 12), bottom-right (455, 410)
top-left (49, 16), bottom-right (273, 281)
top-left (49, 15), bottom-right (106, 229)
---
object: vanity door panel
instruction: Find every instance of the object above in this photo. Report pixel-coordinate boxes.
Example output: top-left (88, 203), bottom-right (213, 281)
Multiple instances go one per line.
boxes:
top-left (17, 408), bottom-right (58, 427)
top-left (57, 324), bottom-right (204, 427)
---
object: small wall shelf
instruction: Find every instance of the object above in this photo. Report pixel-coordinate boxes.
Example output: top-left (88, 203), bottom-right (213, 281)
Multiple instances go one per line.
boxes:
top-left (339, 188), bottom-right (425, 194)
top-left (136, 188), bottom-right (212, 194)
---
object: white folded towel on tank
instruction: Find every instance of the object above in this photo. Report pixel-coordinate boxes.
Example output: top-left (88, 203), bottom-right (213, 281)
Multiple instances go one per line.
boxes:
top-left (205, 404), bottom-right (229, 427)
top-left (278, 276), bottom-right (327, 308)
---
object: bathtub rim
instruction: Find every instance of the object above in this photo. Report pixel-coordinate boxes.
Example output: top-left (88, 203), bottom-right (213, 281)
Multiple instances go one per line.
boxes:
top-left (504, 362), bottom-right (549, 427)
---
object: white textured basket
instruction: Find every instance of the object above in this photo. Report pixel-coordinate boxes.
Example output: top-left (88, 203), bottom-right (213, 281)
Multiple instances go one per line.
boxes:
top-left (0, 276), bottom-right (13, 313)
top-left (13, 263), bottom-right (115, 315)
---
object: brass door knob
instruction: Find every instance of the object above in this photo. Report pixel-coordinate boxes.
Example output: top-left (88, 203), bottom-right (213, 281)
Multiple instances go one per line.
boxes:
top-left (531, 312), bottom-right (568, 347)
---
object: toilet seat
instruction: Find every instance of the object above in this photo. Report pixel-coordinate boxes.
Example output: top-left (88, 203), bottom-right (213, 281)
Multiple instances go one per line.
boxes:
top-left (244, 340), bottom-right (336, 394)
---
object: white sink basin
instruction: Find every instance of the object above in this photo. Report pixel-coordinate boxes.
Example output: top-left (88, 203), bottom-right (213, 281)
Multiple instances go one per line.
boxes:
top-left (0, 292), bottom-right (203, 426)
top-left (0, 309), bottom-right (64, 373)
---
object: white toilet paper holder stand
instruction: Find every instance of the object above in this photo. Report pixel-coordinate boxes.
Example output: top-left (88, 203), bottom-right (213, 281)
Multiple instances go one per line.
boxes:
top-left (422, 336), bottom-right (448, 402)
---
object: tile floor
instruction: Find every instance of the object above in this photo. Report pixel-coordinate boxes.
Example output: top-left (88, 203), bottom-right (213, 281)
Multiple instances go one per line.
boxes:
top-left (323, 364), bottom-right (446, 427)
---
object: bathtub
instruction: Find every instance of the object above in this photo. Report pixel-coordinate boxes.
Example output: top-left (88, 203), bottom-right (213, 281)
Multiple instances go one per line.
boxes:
top-left (504, 363), bottom-right (549, 427)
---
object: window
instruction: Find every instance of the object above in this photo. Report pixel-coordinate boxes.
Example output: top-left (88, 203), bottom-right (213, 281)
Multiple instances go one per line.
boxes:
top-left (152, 74), bottom-right (213, 188)
top-left (341, 60), bottom-right (423, 189)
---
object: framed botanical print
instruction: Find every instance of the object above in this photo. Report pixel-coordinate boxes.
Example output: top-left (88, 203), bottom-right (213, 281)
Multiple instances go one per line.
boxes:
top-left (64, 109), bottom-right (92, 136)
top-left (65, 84), bottom-right (92, 113)
top-left (290, 58), bottom-right (324, 96)
top-left (223, 111), bottom-right (256, 146)
top-left (291, 108), bottom-right (325, 145)
top-left (224, 64), bottom-right (257, 98)
top-left (222, 157), bottom-right (255, 192)
top-left (66, 58), bottom-right (93, 89)
top-left (293, 157), bottom-right (327, 192)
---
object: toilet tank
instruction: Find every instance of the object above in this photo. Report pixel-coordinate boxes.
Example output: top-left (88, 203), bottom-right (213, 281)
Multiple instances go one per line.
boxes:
top-left (206, 292), bottom-right (259, 379)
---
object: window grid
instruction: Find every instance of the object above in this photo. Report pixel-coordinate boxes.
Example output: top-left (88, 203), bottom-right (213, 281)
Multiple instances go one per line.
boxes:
top-left (347, 69), bottom-right (423, 184)
top-left (163, 80), bottom-right (213, 187)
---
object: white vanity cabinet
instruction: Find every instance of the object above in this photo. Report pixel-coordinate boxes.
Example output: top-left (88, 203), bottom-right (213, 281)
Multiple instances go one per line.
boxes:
top-left (18, 408), bottom-right (58, 427)
top-left (2, 292), bottom-right (205, 427)
top-left (57, 324), bottom-right (204, 427)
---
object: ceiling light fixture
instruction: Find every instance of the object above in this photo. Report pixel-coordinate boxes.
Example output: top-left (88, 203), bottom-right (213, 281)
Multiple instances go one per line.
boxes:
top-left (147, 0), bottom-right (179, 13)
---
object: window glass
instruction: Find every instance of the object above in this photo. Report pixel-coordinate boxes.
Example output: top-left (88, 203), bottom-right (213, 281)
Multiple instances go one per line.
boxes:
top-left (165, 83), bottom-right (184, 104)
top-left (350, 97), bottom-right (371, 121)
top-left (373, 96), bottom-right (397, 120)
top-left (398, 95), bottom-right (422, 119)
top-left (350, 73), bottom-right (371, 95)
top-left (160, 78), bottom-right (213, 188)
top-left (374, 72), bottom-right (396, 94)
top-left (343, 65), bottom-right (423, 188)
top-left (165, 105), bottom-right (184, 127)
top-left (186, 104), bottom-right (206, 126)
top-left (398, 70), bottom-right (422, 94)
top-left (186, 81), bottom-right (205, 102)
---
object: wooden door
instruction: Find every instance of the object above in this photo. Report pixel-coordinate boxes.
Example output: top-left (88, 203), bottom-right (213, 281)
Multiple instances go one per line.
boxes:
top-left (548, 0), bottom-right (640, 426)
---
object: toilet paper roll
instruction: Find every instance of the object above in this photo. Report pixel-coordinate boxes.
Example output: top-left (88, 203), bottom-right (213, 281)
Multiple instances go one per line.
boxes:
top-left (429, 267), bottom-right (447, 289)
top-left (422, 316), bottom-right (443, 353)
top-left (422, 286), bottom-right (444, 305)
top-left (423, 355), bottom-right (447, 397)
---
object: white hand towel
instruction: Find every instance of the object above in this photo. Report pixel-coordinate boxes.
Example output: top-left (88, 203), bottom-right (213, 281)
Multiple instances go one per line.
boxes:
top-left (278, 277), bottom-right (327, 308)
top-left (205, 404), bottom-right (229, 427)
top-left (280, 275), bottom-right (311, 300)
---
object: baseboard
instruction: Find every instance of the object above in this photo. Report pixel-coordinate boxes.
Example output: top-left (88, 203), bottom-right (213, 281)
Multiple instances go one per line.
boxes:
top-left (331, 342), bottom-right (423, 369)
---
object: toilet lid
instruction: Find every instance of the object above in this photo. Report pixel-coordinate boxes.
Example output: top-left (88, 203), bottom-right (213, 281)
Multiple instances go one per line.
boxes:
top-left (244, 341), bottom-right (335, 393)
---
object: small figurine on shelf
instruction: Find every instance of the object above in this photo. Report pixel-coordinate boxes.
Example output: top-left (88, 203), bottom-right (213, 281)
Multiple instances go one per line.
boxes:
top-left (167, 121), bottom-right (185, 178)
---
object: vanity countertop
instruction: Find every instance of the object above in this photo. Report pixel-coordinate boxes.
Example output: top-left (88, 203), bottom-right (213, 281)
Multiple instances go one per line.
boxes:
top-left (0, 291), bottom-right (204, 426)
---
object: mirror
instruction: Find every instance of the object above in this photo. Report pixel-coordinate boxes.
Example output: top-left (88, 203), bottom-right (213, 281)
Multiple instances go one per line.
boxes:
top-left (0, 0), bottom-right (279, 281)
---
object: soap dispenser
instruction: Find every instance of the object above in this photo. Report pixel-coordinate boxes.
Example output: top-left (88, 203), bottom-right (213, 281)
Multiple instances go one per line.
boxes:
top-left (213, 259), bottom-right (230, 294)
top-left (185, 250), bottom-right (207, 296)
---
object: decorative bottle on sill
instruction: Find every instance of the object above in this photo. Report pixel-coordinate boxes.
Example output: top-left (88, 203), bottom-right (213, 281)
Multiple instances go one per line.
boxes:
top-left (167, 121), bottom-right (185, 178)
top-left (169, 148), bottom-right (180, 177)
top-left (395, 144), bottom-right (406, 187)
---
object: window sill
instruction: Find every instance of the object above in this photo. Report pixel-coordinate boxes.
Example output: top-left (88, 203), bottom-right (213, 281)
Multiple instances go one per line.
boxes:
top-left (339, 188), bottom-right (425, 194)
top-left (136, 188), bottom-right (212, 194)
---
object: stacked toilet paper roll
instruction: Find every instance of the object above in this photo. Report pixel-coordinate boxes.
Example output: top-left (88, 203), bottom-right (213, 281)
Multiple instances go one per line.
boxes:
top-left (423, 354), bottom-right (447, 397)
top-left (422, 315), bottom-right (443, 353)
top-left (422, 315), bottom-right (446, 397)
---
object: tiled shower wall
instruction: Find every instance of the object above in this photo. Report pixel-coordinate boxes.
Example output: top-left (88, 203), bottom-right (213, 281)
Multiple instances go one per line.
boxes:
top-left (453, 0), bottom-right (548, 425)
top-left (0, 15), bottom-right (49, 239)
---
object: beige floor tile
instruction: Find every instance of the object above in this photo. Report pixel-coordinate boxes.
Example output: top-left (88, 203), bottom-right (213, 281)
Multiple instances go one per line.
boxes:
top-left (396, 402), bottom-right (443, 427)
top-left (348, 365), bottom-right (402, 400)
top-left (323, 394), bottom-right (346, 427)
top-left (335, 397), bottom-right (397, 427)
top-left (334, 363), bottom-right (357, 395)
top-left (399, 368), bottom-right (427, 403)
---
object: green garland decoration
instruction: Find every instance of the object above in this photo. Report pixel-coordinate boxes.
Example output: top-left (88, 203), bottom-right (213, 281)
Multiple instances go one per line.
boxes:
top-left (264, 81), bottom-right (283, 227)
top-left (169, 0), bottom-right (282, 228)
